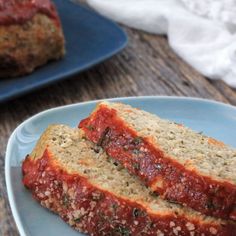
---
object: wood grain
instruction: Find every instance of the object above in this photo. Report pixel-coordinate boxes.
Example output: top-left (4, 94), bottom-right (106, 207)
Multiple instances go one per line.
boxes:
top-left (0, 24), bottom-right (236, 235)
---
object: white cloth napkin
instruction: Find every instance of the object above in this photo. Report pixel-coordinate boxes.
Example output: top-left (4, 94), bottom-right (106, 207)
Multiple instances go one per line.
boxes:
top-left (87, 0), bottom-right (236, 88)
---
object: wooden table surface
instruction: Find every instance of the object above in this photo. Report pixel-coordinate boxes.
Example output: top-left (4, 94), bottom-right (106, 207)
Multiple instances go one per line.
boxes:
top-left (1, 22), bottom-right (236, 235)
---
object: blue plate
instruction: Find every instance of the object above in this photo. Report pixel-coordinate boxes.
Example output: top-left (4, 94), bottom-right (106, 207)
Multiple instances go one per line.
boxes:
top-left (5, 96), bottom-right (236, 236)
top-left (0, 0), bottom-right (127, 103)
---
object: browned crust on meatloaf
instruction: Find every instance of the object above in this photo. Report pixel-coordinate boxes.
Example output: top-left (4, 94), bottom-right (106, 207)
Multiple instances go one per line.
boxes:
top-left (22, 149), bottom-right (236, 236)
top-left (0, 13), bottom-right (65, 78)
top-left (79, 103), bottom-right (236, 221)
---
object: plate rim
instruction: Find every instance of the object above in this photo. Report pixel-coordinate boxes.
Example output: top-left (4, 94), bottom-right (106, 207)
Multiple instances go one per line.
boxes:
top-left (5, 95), bottom-right (236, 236)
top-left (0, 0), bottom-right (128, 103)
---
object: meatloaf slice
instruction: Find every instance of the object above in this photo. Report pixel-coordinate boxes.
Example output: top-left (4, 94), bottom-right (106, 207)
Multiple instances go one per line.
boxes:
top-left (0, 0), bottom-right (65, 78)
top-left (79, 101), bottom-right (236, 221)
top-left (22, 125), bottom-right (235, 235)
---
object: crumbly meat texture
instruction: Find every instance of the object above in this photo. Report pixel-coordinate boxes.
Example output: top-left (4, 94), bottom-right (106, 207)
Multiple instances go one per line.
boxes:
top-left (79, 101), bottom-right (236, 221)
top-left (0, 13), bottom-right (65, 78)
top-left (22, 125), bottom-right (236, 236)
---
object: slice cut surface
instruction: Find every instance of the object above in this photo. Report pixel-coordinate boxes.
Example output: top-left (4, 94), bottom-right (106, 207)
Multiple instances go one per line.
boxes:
top-left (79, 101), bottom-right (236, 221)
top-left (22, 125), bottom-right (236, 236)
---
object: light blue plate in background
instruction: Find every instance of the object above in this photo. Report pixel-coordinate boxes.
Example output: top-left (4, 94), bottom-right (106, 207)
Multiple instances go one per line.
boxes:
top-left (5, 96), bottom-right (236, 236)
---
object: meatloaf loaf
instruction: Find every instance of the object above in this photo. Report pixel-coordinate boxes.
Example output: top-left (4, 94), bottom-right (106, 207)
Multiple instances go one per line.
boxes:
top-left (22, 125), bottom-right (236, 235)
top-left (79, 101), bottom-right (236, 221)
top-left (0, 0), bottom-right (65, 78)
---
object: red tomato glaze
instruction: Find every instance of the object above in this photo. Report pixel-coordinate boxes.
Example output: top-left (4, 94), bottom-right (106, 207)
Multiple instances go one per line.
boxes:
top-left (0, 0), bottom-right (60, 26)
top-left (22, 149), bottom-right (236, 235)
top-left (79, 104), bottom-right (236, 221)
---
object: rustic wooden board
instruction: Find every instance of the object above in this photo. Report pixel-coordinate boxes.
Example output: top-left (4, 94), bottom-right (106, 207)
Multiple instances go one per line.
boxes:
top-left (1, 25), bottom-right (236, 235)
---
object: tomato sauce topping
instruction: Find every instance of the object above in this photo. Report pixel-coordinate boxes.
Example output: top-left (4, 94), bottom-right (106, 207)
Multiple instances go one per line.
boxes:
top-left (22, 150), bottom-right (236, 235)
top-left (79, 105), bottom-right (236, 221)
top-left (0, 0), bottom-right (60, 26)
